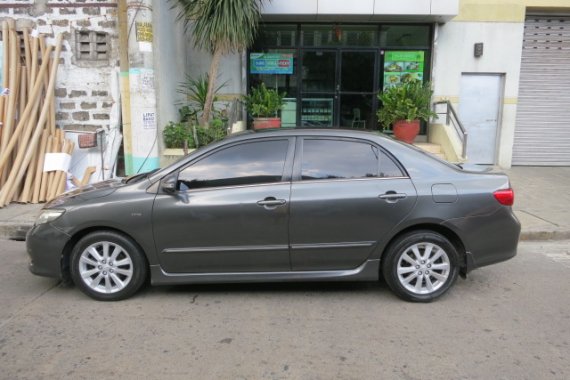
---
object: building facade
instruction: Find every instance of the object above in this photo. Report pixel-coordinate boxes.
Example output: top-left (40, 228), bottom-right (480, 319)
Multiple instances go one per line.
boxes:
top-left (2, 0), bottom-right (569, 178)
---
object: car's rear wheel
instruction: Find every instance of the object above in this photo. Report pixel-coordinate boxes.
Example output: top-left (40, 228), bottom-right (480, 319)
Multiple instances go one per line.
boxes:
top-left (382, 230), bottom-right (459, 302)
top-left (70, 231), bottom-right (148, 301)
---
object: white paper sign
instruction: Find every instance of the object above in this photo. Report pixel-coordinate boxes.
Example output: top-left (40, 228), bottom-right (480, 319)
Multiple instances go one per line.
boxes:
top-left (43, 153), bottom-right (72, 172)
top-left (142, 112), bottom-right (157, 129)
top-left (139, 41), bottom-right (152, 52)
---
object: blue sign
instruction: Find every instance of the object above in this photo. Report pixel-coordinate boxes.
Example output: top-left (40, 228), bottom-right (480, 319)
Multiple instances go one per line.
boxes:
top-left (250, 53), bottom-right (294, 75)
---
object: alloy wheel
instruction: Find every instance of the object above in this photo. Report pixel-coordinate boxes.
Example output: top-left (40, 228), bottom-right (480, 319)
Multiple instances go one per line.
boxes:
top-left (78, 241), bottom-right (133, 294)
top-left (396, 242), bottom-right (451, 295)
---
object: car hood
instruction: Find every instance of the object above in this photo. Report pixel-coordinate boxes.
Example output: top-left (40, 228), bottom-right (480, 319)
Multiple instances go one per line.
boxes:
top-left (45, 178), bottom-right (124, 208)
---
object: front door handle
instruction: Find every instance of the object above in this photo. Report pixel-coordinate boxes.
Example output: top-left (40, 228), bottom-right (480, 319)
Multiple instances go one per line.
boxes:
top-left (379, 192), bottom-right (407, 203)
top-left (257, 197), bottom-right (287, 208)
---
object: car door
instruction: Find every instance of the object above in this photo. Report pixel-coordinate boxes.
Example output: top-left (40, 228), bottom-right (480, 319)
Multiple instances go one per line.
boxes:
top-left (153, 137), bottom-right (294, 273)
top-left (289, 137), bottom-right (417, 271)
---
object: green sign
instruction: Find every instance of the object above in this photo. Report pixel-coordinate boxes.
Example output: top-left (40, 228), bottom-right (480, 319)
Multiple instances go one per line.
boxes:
top-left (383, 51), bottom-right (425, 90)
top-left (250, 53), bottom-right (294, 75)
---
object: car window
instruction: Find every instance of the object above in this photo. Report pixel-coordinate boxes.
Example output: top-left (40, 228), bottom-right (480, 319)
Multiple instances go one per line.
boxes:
top-left (302, 139), bottom-right (379, 180)
top-left (178, 139), bottom-right (289, 189)
top-left (301, 139), bottom-right (405, 180)
top-left (379, 151), bottom-right (405, 178)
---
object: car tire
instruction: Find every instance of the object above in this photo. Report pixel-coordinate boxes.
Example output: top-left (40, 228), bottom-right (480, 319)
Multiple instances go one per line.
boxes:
top-left (70, 231), bottom-right (148, 301)
top-left (382, 230), bottom-right (459, 302)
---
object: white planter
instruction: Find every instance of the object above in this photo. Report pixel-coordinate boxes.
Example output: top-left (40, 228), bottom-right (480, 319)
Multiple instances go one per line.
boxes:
top-left (162, 148), bottom-right (195, 166)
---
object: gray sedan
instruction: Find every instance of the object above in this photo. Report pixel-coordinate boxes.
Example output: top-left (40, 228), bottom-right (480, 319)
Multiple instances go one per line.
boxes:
top-left (26, 129), bottom-right (520, 302)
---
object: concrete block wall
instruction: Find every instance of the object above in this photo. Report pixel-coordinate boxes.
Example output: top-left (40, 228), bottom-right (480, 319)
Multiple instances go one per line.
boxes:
top-left (0, 0), bottom-right (119, 133)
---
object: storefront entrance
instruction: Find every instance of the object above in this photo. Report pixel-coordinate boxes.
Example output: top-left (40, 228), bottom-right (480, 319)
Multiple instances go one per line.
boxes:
top-left (300, 50), bottom-right (376, 128)
top-left (249, 24), bottom-right (432, 130)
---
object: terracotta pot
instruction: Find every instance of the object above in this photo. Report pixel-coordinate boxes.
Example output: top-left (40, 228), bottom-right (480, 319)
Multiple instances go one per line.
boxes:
top-left (253, 117), bottom-right (281, 130)
top-left (393, 119), bottom-right (420, 144)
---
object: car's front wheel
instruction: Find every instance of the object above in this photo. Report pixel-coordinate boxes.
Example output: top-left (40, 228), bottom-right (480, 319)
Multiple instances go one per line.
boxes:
top-left (382, 230), bottom-right (459, 302)
top-left (70, 231), bottom-right (148, 301)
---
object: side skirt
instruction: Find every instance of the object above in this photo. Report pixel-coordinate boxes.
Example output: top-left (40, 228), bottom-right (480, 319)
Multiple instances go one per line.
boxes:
top-left (150, 259), bottom-right (380, 286)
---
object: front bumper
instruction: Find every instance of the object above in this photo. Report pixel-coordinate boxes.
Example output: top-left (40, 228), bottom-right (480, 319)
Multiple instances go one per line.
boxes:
top-left (26, 222), bottom-right (71, 279)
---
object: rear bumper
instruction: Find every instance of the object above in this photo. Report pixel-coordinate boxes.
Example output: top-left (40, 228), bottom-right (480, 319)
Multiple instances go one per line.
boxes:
top-left (26, 223), bottom-right (71, 279)
top-left (443, 207), bottom-right (521, 273)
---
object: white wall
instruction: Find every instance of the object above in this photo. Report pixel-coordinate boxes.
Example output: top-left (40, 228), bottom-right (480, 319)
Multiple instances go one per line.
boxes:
top-left (432, 21), bottom-right (525, 168)
top-left (153, 1), bottom-right (191, 165)
top-left (262, 0), bottom-right (458, 21)
top-left (185, 49), bottom-right (243, 97)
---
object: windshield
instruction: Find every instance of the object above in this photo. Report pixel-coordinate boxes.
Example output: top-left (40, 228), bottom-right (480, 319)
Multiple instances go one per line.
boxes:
top-left (124, 168), bottom-right (160, 184)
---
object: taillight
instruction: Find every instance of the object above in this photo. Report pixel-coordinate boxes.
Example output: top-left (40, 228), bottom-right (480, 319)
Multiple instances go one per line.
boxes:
top-left (494, 188), bottom-right (514, 206)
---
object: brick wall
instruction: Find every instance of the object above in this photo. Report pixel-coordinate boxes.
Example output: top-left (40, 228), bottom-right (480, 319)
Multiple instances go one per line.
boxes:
top-left (1, 0), bottom-right (119, 132)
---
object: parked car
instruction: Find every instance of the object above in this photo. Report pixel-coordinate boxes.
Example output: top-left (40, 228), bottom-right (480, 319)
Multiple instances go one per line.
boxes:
top-left (27, 129), bottom-right (520, 302)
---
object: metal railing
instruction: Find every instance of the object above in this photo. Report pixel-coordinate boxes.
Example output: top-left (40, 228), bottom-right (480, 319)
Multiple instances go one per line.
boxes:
top-left (433, 100), bottom-right (468, 159)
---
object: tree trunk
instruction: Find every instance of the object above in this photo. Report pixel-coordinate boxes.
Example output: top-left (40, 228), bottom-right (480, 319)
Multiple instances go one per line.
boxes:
top-left (201, 47), bottom-right (222, 127)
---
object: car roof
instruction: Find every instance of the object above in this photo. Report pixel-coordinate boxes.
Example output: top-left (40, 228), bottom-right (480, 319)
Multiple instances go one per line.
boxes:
top-left (230, 128), bottom-right (382, 139)
top-left (222, 128), bottom-right (397, 147)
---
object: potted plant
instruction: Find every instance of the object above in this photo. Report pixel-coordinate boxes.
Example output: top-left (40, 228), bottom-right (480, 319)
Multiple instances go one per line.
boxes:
top-left (243, 83), bottom-right (285, 129)
top-left (163, 121), bottom-right (195, 155)
top-left (377, 81), bottom-right (437, 143)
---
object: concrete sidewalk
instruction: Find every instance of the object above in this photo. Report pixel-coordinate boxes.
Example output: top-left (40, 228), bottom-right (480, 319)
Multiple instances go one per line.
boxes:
top-left (0, 166), bottom-right (568, 241)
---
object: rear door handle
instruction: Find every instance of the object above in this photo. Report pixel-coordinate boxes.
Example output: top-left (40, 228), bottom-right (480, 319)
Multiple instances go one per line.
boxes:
top-left (379, 192), bottom-right (407, 203)
top-left (257, 197), bottom-right (287, 208)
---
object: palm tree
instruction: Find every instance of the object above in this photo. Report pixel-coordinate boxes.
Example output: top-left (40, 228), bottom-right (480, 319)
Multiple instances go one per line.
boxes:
top-left (174, 0), bottom-right (265, 127)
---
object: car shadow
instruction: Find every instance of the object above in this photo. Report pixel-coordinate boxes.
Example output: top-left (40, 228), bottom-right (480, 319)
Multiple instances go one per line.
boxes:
top-left (142, 280), bottom-right (390, 298)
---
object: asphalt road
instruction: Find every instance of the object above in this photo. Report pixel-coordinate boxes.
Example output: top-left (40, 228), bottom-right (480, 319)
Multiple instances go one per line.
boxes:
top-left (0, 240), bottom-right (568, 380)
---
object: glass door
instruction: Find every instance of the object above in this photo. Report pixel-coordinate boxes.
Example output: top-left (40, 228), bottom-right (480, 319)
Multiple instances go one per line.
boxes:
top-left (338, 50), bottom-right (376, 129)
top-left (300, 50), bottom-right (336, 127)
top-left (300, 50), bottom-right (377, 128)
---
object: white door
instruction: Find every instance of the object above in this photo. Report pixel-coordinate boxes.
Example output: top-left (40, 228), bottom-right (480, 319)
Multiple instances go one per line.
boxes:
top-left (459, 74), bottom-right (503, 165)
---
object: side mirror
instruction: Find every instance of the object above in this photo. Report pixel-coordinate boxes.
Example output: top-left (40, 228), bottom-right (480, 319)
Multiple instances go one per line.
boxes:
top-left (161, 173), bottom-right (178, 194)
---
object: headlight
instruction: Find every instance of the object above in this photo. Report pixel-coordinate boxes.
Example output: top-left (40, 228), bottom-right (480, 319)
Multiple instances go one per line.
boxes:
top-left (35, 209), bottom-right (65, 225)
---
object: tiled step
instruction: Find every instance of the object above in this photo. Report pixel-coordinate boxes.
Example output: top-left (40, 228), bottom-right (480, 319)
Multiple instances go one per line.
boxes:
top-left (414, 142), bottom-right (446, 160)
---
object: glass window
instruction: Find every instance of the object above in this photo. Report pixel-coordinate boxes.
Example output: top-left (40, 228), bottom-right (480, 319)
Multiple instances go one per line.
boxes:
top-left (249, 49), bottom-right (298, 98)
top-left (301, 51), bottom-right (336, 92)
top-left (380, 25), bottom-right (430, 48)
top-left (255, 25), bottom-right (297, 48)
top-left (341, 51), bottom-right (375, 92)
top-left (179, 140), bottom-right (289, 189)
top-left (302, 25), bottom-right (377, 47)
top-left (301, 139), bottom-right (379, 180)
top-left (379, 151), bottom-right (404, 178)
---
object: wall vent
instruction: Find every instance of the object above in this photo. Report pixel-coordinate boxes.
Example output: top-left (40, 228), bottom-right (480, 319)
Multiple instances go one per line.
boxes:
top-left (76, 30), bottom-right (109, 61)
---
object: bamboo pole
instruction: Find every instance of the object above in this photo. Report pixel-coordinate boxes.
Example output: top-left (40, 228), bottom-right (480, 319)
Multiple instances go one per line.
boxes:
top-left (1, 20), bottom-right (18, 148)
top-left (31, 128), bottom-right (49, 204)
top-left (19, 120), bottom-right (40, 203)
top-left (29, 35), bottom-right (39, 89)
top-left (1, 21), bottom-right (9, 97)
top-left (39, 135), bottom-right (54, 202)
top-left (18, 67), bottom-right (27, 125)
top-left (0, 45), bottom-right (52, 174)
top-left (50, 140), bottom-right (74, 200)
top-left (48, 135), bottom-right (66, 200)
top-left (0, 21), bottom-right (18, 186)
top-left (60, 141), bottom-right (75, 195)
top-left (49, 80), bottom-right (56, 136)
top-left (1, 21), bottom-right (9, 155)
top-left (46, 129), bottom-right (62, 195)
top-left (47, 139), bottom-right (66, 201)
top-left (23, 29), bottom-right (31, 85)
top-left (0, 34), bottom-right (63, 207)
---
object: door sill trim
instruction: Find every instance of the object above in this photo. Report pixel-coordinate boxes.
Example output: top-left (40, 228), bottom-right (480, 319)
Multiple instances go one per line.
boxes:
top-left (150, 260), bottom-right (380, 285)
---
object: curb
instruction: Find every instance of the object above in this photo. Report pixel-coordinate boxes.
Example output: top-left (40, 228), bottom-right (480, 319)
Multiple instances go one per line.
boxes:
top-left (519, 230), bottom-right (570, 241)
top-left (0, 223), bottom-right (34, 241)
